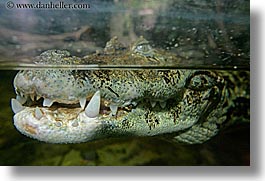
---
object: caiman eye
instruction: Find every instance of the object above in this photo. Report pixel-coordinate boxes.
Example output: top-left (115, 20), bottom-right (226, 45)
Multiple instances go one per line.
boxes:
top-left (136, 44), bottom-right (152, 52)
top-left (133, 43), bottom-right (153, 56)
top-left (131, 36), bottom-right (154, 56)
top-left (187, 73), bottom-right (216, 91)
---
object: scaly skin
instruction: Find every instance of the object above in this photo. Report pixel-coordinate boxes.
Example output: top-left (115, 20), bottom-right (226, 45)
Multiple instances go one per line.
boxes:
top-left (12, 37), bottom-right (250, 144)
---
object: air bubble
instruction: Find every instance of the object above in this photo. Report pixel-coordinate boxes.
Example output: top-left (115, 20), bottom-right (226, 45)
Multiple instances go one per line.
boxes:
top-left (72, 121), bottom-right (79, 127)
top-left (55, 121), bottom-right (62, 127)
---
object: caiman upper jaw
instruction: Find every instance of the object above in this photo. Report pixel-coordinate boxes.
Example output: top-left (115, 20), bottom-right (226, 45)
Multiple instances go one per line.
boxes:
top-left (11, 89), bottom-right (171, 120)
top-left (12, 91), bottom-right (104, 118)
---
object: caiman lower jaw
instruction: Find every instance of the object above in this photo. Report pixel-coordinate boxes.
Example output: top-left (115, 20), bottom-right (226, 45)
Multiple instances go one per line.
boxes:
top-left (11, 96), bottom-right (140, 143)
top-left (11, 86), bottom-right (216, 144)
top-left (11, 91), bottom-right (130, 143)
top-left (13, 107), bottom-right (104, 143)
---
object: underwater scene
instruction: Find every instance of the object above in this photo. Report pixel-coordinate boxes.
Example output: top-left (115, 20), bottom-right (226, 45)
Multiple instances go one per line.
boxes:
top-left (0, 0), bottom-right (249, 165)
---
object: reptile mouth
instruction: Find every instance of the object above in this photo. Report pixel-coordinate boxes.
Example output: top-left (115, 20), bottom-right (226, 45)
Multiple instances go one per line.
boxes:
top-left (11, 90), bottom-right (139, 119)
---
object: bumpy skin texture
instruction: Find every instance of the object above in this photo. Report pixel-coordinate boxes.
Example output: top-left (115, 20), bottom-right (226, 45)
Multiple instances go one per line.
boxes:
top-left (12, 37), bottom-right (250, 144)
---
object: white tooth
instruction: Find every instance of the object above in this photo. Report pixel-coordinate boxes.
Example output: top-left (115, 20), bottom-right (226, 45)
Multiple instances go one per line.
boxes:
top-left (109, 104), bottom-right (118, 116)
top-left (35, 107), bottom-right (43, 120)
top-left (131, 101), bottom-right (137, 106)
top-left (79, 98), bottom-right (87, 109)
top-left (20, 92), bottom-right (26, 98)
top-left (85, 91), bottom-right (100, 118)
top-left (159, 101), bottom-right (167, 108)
top-left (43, 98), bottom-right (54, 107)
top-left (30, 94), bottom-right (35, 101)
top-left (150, 101), bottom-right (156, 108)
top-left (19, 92), bottom-right (24, 97)
top-left (36, 95), bottom-right (41, 101)
top-left (16, 95), bottom-right (27, 104)
top-left (11, 98), bottom-right (25, 113)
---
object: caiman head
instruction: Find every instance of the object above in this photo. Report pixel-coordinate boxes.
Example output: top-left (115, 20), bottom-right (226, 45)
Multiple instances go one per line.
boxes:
top-left (11, 37), bottom-right (249, 144)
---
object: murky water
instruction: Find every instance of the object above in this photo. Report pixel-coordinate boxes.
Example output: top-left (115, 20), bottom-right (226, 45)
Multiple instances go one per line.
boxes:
top-left (0, 0), bottom-right (249, 165)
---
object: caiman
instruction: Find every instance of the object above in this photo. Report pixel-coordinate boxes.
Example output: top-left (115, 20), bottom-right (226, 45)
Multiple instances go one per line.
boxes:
top-left (10, 36), bottom-right (250, 144)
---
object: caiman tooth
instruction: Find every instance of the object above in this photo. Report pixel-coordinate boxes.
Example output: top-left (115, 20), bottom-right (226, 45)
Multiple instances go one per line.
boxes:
top-left (19, 92), bottom-right (24, 97)
top-left (11, 98), bottom-right (25, 114)
top-left (35, 107), bottom-right (43, 120)
top-left (79, 98), bottom-right (87, 109)
top-left (85, 91), bottom-right (100, 118)
top-left (30, 94), bottom-right (35, 101)
top-left (36, 95), bottom-right (41, 101)
top-left (16, 95), bottom-right (27, 104)
top-left (109, 104), bottom-right (118, 116)
top-left (150, 101), bottom-right (156, 108)
top-left (43, 98), bottom-right (54, 107)
top-left (159, 101), bottom-right (167, 109)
